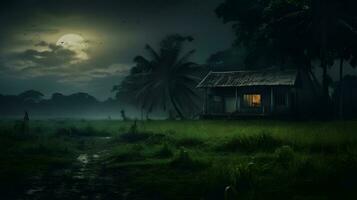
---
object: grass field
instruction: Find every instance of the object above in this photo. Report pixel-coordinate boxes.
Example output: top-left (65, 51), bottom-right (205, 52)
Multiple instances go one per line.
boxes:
top-left (1, 119), bottom-right (357, 200)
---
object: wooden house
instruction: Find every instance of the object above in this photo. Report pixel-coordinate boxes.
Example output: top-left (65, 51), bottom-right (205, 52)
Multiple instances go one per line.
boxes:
top-left (197, 69), bottom-right (321, 118)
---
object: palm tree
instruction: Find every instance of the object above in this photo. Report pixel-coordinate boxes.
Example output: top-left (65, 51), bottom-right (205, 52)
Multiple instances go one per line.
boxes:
top-left (114, 34), bottom-right (202, 119)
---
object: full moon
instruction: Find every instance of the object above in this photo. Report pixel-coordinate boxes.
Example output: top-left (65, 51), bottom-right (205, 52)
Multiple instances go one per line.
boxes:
top-left (56, 34), bottom-right (89, 61)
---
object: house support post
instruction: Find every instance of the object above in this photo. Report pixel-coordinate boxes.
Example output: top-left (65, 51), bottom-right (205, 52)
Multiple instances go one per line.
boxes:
top-left (203, 88), bottom-right (208, 115)
top-left (235, 88), bottom-right (238, 112)
top-left (270, 87), bottom-right (274, 113)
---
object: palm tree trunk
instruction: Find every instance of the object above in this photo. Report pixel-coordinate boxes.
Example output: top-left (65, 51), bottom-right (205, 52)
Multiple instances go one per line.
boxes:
top-left (322, 59), bottom-right (329, 102)
top-left (320, 0), bottom-right (330, 111)
top-left (314, 0), bottom-right (330, 111)
top-left (339, 57), bottom-right (344, 119)
top-left (169, 93), bottom-right (184, 119)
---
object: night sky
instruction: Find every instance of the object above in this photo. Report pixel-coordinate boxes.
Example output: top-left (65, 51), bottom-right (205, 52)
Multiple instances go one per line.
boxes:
top-left (0, 0), bottom-right (234, 100)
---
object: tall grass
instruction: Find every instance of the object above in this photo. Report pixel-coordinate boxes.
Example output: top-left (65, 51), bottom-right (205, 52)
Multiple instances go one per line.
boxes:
top-left (218, 132), bottom-right (284, 152)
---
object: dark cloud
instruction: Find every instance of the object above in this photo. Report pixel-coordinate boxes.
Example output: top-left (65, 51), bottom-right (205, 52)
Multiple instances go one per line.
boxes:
top-left (10, 44), bottom-right (78, 68)
top-left (35, 41), bottom-right (49, 47)
top-left (0, 0), bottom-right (235, 99)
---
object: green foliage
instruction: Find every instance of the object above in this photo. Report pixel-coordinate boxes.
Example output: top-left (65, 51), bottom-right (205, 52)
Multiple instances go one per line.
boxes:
top-left (215, 0), bottom-right (357, 106)
top-left (2, 120), bottom-right (357, 199)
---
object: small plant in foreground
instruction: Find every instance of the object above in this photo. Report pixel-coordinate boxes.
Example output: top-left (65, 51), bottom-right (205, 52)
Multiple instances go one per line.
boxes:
top-left (119, 120), bottom-right (152, 142)
top-left (275, 145), bottom-right (296, 167)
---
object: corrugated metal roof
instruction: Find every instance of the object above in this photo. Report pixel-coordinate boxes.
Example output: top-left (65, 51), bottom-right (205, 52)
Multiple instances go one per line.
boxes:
top-left (197, 69), bottom-right (298, 88)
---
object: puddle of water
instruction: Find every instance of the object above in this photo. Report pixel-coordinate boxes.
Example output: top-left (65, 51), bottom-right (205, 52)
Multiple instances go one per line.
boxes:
top-left (73, 175), bottom-right (85, 179)
top-left (26, 187), bottom-right (44, 195)
top-left (93, 136), bottom-right (112, 140)
top-left (77, 154), bottom-right (89, 164)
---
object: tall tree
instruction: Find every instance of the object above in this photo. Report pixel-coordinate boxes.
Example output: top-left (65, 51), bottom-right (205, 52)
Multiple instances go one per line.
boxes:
top-left (113, 34), bottom-right (202, 119)
top-left (216, 0), bottom-right (357, 113)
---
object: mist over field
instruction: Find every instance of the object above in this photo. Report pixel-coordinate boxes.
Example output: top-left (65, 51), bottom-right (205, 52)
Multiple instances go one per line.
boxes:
top-left (2, 0), bottom-right (357, 199)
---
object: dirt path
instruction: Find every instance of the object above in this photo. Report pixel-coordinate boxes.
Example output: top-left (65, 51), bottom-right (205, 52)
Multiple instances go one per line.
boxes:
top-left (23, 137), bottom-right (126, 200)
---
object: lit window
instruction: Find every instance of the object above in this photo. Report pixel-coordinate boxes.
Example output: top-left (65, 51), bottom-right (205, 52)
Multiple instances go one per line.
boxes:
top-left (243, 94), bottom-right (261, 107)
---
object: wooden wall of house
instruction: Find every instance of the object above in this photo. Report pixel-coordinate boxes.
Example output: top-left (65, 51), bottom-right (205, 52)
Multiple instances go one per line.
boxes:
top-left (205, 86), bottom-right (294, 116)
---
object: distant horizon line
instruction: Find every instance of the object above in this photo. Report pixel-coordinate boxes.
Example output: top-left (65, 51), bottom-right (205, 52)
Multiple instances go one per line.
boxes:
top-left (0, 90), bottom-right (116, 101)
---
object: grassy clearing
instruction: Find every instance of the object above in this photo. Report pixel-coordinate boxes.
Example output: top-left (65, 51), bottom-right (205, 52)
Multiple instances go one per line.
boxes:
top-left (1, 119), bottom-right (357, 199)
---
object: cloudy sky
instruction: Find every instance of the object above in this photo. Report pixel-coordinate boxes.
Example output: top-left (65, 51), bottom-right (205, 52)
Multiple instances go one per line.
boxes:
top-left (0, 0), bottom-right (234, 100)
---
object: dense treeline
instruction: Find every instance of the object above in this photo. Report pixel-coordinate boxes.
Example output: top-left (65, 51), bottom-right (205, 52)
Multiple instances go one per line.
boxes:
top-left (0, 90), bottom-right (124, 119)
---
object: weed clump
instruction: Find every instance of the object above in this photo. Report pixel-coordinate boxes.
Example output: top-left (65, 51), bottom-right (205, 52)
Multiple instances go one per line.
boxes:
top-left (274, 145), bottom-right (296, 167)
top-left (111, 145), bottom-right (144, 162)
top-left (146, 134), bottom-right (167, 144)
top-left (202, 163), bottom-right (256, 200)
top-left (175, 137), bottom-right (204, 147)
top-left (219, 132), bottom-right (284, 153)
top-left (119, 121), bottom-right (151, 142)
top-left (170, 148), bottom-right (207, 170)
top-left (112, 150), bottom-right (143, 162)
top-left (55, 126), bottom-right (110, 137)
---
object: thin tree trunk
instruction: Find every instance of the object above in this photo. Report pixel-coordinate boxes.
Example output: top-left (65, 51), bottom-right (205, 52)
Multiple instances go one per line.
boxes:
top-left (169, 93), bottom-right (184, 119)
top-left (339, 57), bottom-right (344, 119)
top-left (320, 0), bottom-right (330, 111)
top-left (322, 60), bottom-right (328, 102)
top-left (141, 107), bottom-right (144, 121)
top-left (315, 0), bottom-right (330, 111)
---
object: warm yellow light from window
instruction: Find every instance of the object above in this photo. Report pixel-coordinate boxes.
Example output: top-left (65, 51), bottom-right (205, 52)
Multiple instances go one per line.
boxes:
top-left (243, 94), bottom-right (261, 107)
top-left (252, 95), bottom-right (261, 106)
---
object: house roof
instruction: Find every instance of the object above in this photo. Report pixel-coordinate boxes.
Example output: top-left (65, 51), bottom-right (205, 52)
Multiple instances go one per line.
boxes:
top-left (197, 69), bottom-right (298, 88)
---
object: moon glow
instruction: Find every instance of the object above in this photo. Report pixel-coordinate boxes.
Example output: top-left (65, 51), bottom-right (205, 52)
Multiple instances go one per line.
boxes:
top-left (56, 34), bottom-right (89, 61)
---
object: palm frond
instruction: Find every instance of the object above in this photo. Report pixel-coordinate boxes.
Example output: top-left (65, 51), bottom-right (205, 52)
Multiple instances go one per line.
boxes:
top-left (171, 50), bottom-right (196, 72)
top-left (145, 44), bottom-right (161, 61)
top-left (338, 19), bottom-right (357, 35)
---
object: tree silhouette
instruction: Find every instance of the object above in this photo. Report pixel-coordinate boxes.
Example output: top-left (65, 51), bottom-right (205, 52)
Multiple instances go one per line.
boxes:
top-left (216, 0), bottom-right (357, 113)
top-left (113, 34), bottom-right (202, 119)
top-left (19, 90), bottom-right (44, 103)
